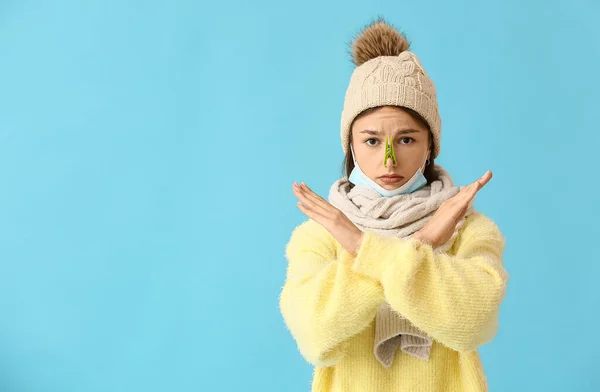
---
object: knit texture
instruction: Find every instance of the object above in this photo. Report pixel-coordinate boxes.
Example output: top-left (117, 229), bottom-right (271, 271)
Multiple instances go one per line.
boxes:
top-left (340, 51), bottom-right (442, 158)
top-left (328, 164), bottom-right (475, 367)
top-left (374, 302), bottom-right (432, 364)
top-left (280, 212), bottom-right (508, 392)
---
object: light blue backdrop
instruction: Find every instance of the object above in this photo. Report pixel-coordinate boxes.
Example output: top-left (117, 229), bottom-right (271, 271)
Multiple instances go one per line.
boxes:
top-left (0, 1), bottom-right (598, 391)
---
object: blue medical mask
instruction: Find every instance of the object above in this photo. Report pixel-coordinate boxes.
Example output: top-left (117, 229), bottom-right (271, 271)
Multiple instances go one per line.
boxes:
top-left (348, 144), bottom-right (429, 197)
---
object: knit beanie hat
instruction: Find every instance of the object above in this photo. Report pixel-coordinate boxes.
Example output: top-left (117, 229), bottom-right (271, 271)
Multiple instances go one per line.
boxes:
top-left (340, 19), bottom-right (442, 159)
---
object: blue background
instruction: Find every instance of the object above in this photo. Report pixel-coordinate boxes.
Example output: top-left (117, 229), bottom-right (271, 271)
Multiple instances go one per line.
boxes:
top-left (1, 0), bottom-right (598, 391)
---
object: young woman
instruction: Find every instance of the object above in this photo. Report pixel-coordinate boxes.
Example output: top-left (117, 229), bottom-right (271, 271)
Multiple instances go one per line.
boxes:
top-left (279, 18), bottom-right (509, 392)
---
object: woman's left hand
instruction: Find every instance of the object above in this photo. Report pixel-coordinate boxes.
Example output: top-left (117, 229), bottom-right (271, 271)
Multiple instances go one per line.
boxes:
top-left (293, 182), bottom-right (364, 255)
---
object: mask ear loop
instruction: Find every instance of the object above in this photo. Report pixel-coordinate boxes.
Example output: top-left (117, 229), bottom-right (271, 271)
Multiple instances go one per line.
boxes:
top-left (350, 144), bottom-right (358, 165)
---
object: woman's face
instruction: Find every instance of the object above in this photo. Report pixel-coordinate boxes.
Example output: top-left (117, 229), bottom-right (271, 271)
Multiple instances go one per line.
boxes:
top-left (351, 106), bottom-right (430, 190)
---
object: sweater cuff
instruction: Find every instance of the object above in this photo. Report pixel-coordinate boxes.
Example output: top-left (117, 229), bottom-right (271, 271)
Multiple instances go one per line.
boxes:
top-left (351, 231), bottom-right (421, 282)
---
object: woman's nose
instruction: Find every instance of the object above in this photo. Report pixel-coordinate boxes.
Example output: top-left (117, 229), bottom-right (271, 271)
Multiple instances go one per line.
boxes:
top-left (384, 155), bottom-right (397, 168)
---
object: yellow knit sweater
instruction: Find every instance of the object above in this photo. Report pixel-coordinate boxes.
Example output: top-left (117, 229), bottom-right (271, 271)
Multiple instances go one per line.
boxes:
top-left (279, 212), bottom-right (508, 392)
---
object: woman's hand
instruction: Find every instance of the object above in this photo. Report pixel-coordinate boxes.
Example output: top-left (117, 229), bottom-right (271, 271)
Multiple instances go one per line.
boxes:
top-left (412, 171), bottom-right (493, 248)
top-left (293, 182), bottom-right (364, 255)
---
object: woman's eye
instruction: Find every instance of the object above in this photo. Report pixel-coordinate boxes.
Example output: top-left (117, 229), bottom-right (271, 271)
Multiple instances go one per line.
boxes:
top-left (400, 137), bottom-right (414, 145)
top-left (365, 138), bottom-right (378, 146)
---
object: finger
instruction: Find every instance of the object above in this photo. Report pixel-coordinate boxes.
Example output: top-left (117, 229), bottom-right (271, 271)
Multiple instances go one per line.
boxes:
top-left (296, 200), bottom-right (330, 227)
top-left (293, 184), bottom-right (332, 218)
top-left (297, 201), bottom-right (317, 220)
top-left (299, 183), bottom-right (337, 218)
top-left (444, 184), bottom-right (475, 209)
top-left (465, 171), bottom-right (492, 199)
top-left (457, 171), bottom-right (492, 202)
top-left (478, 170), bottom-right (493, 187)
top-left (451, 171), bottom-right (491, 212)
top-left (300, 182), bottom-right (329, 204)
top-left (445, 181), bottom-right (480, 214)
top-left (471, 170), bottom-right (492, 190)
top-left (303, 183), bottom-right (332, 205)
top-left (293, 183), bottom-right (316, 208)
top-left (454, 185), bottom-right (479, 209)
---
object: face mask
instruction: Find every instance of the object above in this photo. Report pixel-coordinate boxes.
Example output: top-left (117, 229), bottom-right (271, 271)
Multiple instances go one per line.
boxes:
top-left (348, 142), bottom-right (429, 198)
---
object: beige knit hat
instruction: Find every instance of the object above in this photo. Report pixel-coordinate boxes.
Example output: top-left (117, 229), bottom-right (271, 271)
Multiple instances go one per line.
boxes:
top-left (340, 19), bottom-right (442, 159)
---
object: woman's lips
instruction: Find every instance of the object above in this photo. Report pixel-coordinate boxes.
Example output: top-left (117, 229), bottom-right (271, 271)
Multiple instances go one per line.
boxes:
top-left (379, 175), bottom-right (404, 184)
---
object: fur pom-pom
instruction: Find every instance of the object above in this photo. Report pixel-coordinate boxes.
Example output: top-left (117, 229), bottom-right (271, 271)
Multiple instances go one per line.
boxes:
top-left (350, 17), bottom-right (410, 66)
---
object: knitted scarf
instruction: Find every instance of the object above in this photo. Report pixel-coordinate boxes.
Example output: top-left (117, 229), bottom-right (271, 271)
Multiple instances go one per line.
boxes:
top-left (328, 164), bottom-right (476, 367)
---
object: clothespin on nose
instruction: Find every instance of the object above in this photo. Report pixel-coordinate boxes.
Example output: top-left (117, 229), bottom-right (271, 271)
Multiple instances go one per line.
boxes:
top-left (383, 136), bottom-right (397, 166)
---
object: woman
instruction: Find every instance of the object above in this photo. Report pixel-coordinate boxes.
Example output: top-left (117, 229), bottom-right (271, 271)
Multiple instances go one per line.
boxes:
top-left (279, 18), bottom-right (509, 392)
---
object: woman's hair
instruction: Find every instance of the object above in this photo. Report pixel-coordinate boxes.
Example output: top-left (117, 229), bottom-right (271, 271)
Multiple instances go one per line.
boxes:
top-left (341, 106), bottom-right (438, 187)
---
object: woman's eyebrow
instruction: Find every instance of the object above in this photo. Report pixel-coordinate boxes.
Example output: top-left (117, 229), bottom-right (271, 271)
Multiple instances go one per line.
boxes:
top-left (359, 129), bottom-right (422, 135)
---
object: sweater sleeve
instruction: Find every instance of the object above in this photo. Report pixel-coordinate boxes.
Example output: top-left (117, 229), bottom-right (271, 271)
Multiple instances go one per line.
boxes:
top-left (351, 212), bottom-right (509, 352)
top-left (279, 219), bottom-right (385, 367)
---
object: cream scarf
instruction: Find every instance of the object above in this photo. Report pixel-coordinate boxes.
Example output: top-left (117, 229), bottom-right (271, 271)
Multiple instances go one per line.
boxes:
top-left (328, 165), bottom-right (476, 367)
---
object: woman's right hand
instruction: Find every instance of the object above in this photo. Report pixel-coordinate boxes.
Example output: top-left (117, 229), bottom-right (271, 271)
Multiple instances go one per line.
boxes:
top-left (412, 171), bottom-right (493, 248)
